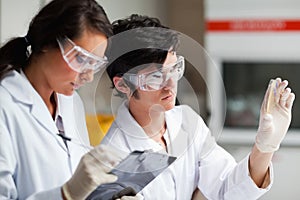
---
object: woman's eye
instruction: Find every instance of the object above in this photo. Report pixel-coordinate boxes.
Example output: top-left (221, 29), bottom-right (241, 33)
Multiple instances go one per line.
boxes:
top-left (75, 54), bottom-right (85, 64)
top-left (152, 74), bottom-right (162, 79)
top-left (178, 66), bottom-right (184, 73)
top-left (145, 72), bottom-right (163, 83)
top-left (169, 67), bottom-right (176, 73)
top-left (173, 64), bottom-right (181, 72)
top-left (150, 71), bottom-right (163, 79)
top-left (88, 58), bottom-right (97, 65)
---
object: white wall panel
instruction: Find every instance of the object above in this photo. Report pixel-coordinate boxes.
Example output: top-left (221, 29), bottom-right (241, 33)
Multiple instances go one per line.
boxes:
top-left (0, 0), bottom-right (41, 43)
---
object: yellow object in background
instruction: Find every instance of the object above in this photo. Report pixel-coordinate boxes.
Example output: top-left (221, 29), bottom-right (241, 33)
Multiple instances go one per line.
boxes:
top-left (85, 114), bottom-right (114, 146)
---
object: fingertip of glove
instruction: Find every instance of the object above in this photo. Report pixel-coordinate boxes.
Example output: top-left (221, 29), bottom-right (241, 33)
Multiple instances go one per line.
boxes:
top-left (109, 174), bottom-right (118, 182)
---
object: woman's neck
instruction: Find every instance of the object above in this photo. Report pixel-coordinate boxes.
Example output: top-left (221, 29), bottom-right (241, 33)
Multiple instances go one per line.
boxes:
top-left (129, 102), bottom-right (166, 135)
top-left (23, 64), bottom-right (56, 118)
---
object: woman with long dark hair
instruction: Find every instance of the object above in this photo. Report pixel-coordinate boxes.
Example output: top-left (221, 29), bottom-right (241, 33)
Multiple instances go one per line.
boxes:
top-left (0, 0), bottom-right (127, 199)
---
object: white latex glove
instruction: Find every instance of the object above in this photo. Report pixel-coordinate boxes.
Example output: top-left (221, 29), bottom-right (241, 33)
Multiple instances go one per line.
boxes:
top-left (117, 193), bottom-right (144, 200)
top-left (255, 78), bottom-right (295, 153)
top-left (62, 145), bottom-right (124, 200)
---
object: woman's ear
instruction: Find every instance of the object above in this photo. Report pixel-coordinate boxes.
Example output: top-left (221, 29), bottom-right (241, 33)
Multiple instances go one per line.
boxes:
top-left (113, 76), bottom-right (131, 94)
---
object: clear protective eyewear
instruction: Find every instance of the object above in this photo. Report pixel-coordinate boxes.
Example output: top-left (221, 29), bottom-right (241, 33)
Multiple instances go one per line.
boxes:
top-left (57, 37), bottom-right (108, 74)
top-left (123, 55), bottom-right (185, 91)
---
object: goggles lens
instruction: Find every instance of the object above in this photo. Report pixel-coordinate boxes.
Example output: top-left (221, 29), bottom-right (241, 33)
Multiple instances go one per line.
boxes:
top-left (57, 37), bottom-right (108, 74)
top-left (124, 55), bottom-right (185, 91)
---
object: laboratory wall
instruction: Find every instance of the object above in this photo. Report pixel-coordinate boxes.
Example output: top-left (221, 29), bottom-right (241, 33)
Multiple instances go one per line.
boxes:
top-left (206, 0), bottom-right (300, 199)
top-left (0, 0), bottom-right (40, 43)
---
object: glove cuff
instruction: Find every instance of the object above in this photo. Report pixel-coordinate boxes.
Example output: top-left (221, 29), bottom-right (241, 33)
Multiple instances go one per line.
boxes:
top-left (62, 184), bottom-right (73, 200)
top-left (255, 138), bottom-right (279, 153)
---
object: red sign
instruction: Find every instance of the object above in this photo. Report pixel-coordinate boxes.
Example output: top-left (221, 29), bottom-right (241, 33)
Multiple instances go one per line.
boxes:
top-left (206, 19), bottom-right (300, 32)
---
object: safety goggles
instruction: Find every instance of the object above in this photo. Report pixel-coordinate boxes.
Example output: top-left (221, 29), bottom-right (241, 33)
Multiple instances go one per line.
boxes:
top-left (123, 55), bottom-right (185, 91)
top-left (57, 37), bottom-right (108, 74)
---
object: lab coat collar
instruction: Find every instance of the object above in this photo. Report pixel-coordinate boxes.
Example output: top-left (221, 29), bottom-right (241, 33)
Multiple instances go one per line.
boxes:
top-left (165, 106), bottom-right (191, 157)
top-left (114, 101), bottom-right (184, 154)
top-left (57, 94), bottom-right (75, 138)
top-left (165, 106), bottom-right (182, 142)
top-left (54, 93), bottom-right (74, 131)
top-left (1, 70), bottom-right (34, 105)
top-left (54, 94), bottom-right (62, 121)
top-left (1, 70), bottom-right (59, 135)
top-left (114, 101), bottom-right (155, 151)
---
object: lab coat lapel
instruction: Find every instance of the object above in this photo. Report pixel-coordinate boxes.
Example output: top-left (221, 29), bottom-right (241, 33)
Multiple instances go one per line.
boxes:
top-left (58, 93), bottom-right (84, 154)
top-left (30, 96), bottom-right (59, 134)
top-left (1, 70), bottom-right (58, 135)
top-left (30, 92), bottom-right (71, 153)
top-left (165, 106), bottom-right (189, 158)
top-left (58, 94), bottom-right (74, 136)
top-left (1, 71), bottom-right (33, 105)
top-left (115, 101), bottom-right (156, 152)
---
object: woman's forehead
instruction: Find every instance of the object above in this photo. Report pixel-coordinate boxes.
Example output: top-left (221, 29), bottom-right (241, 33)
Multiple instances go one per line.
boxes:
top-left (138, 55), bottom-right (177, 74)
top-left (137, 63), bottom-right (162, 74)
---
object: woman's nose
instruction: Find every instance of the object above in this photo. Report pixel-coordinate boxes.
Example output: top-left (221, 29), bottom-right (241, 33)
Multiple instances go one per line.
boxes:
top-left (163, 77), bottom-right (176, 90)
top-left (78, 69), bottom-right (94, 84)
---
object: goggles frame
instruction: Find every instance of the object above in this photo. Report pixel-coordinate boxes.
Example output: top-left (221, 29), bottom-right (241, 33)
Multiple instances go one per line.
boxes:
top-left (57, 37), bottom-right (108, 73)
top-left (123, 55), bottom-right (185, 91)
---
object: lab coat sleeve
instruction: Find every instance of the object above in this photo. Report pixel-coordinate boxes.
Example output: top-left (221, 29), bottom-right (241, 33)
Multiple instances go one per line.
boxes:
top-left (0, 119), bottom-right (64, 200)
top-left (222, 154), bottom-right (273, 200)
top-left (197, 128), bottom-right (273, 200)
top-left (26, 187), bottom-right (63, 200)
top-left (0, 121), bottom-right (18, 199)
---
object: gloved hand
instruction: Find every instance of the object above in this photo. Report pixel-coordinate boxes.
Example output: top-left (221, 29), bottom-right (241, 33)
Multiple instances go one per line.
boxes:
top-left (116, 194), bottom-right (144, 200)
top-left (62, 145), bottom-right (124, 200)
top-left (255, 78), bottom-right (295, 153)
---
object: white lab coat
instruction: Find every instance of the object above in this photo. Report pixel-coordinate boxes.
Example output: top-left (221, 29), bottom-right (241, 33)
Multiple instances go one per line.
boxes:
top-left (0, 70), bottom-right (90, 200)
top-left (101, 101), bottom-right (273, 200)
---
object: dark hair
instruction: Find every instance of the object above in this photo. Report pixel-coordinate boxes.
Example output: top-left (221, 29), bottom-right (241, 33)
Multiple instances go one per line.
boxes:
top-left (0, 0), bottom-right (112, 80)
top-left (106, 14), bottom-right (179, 98)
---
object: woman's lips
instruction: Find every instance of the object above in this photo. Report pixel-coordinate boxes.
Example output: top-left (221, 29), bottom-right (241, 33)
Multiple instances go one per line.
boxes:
top-left (162, 93), bottom-right (173, 100)
top-left (71, 82), bottom-right (81, 89)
